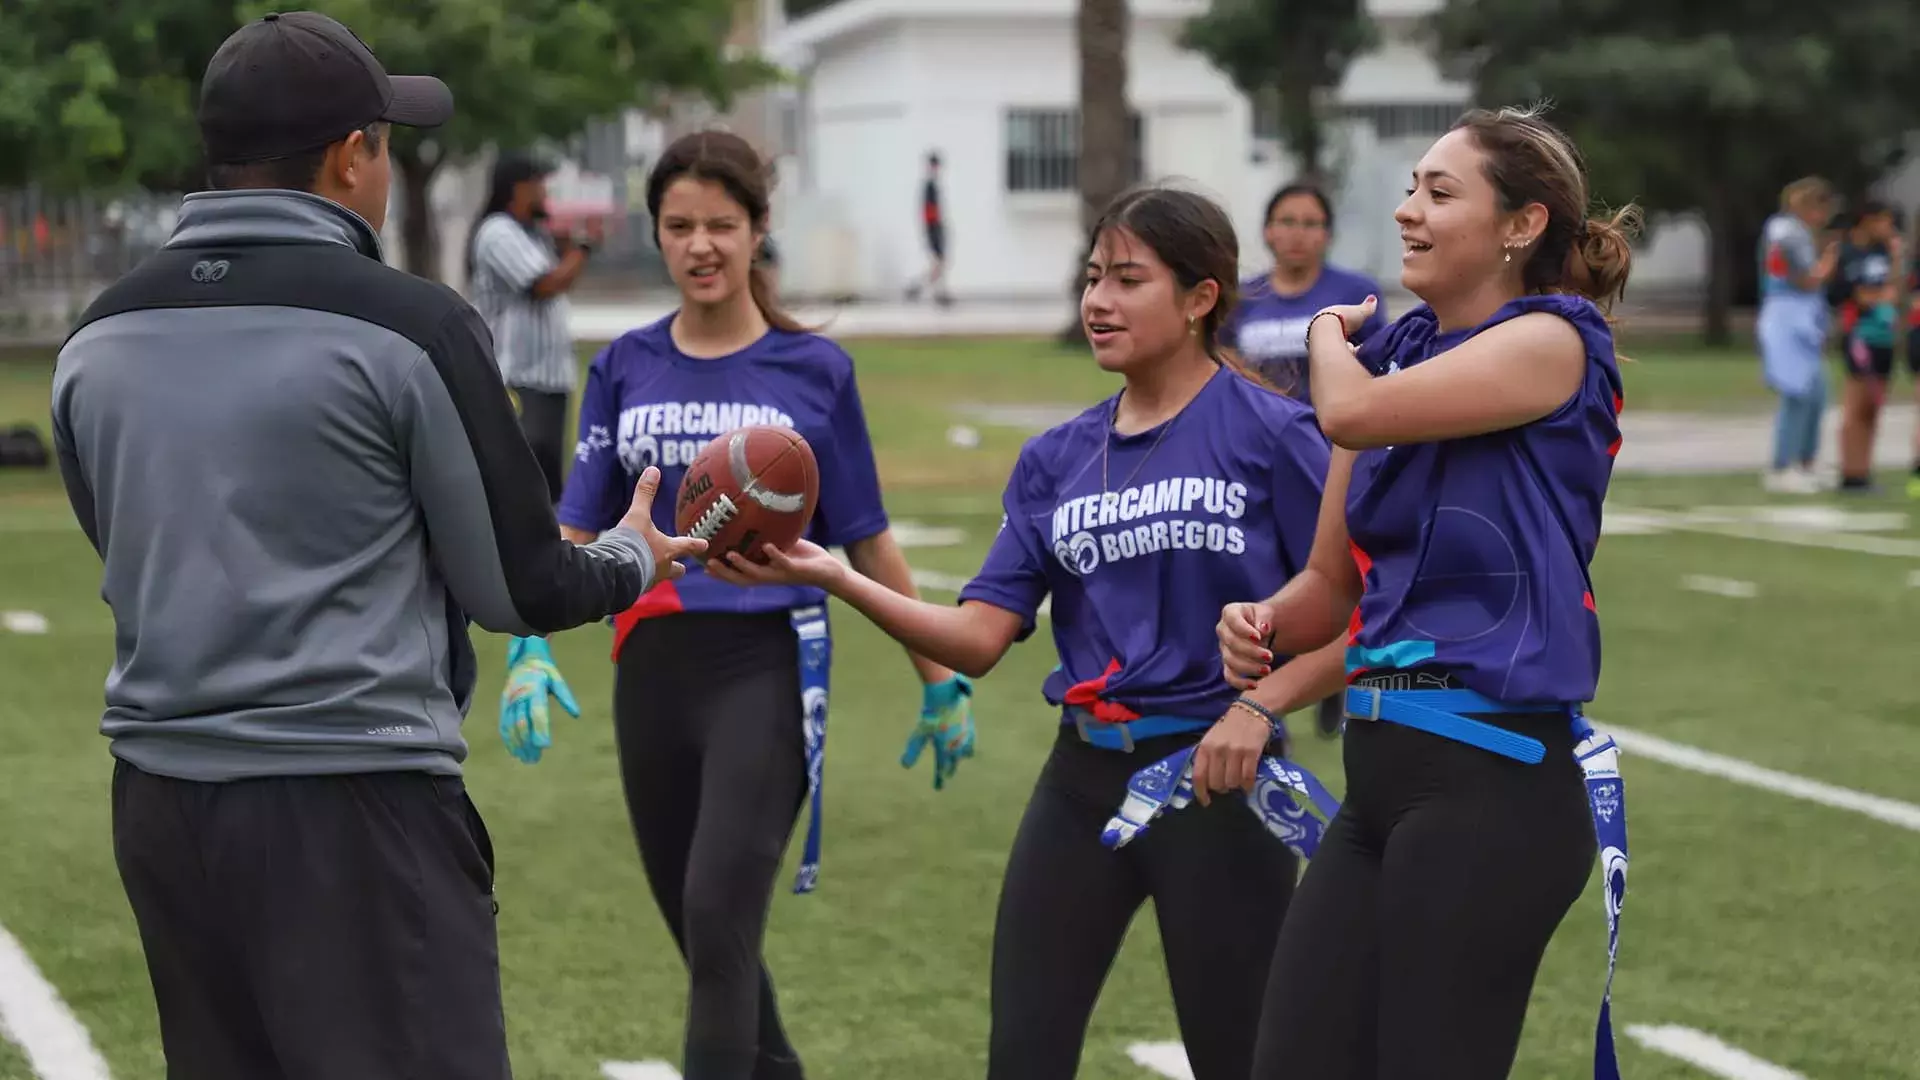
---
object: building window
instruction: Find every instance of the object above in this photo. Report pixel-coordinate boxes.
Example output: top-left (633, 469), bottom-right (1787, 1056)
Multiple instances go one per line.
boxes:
top-left (1337, 101), bottom-right (1469, 140)
top-left (1004, 108), bottom-right (1144, 193)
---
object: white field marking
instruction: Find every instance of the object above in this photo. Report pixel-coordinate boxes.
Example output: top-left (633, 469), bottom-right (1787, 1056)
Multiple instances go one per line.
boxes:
top-left (600, 1063), bottom-right (682, 1080)
top-left (889, 521), bottom-right (968, 549)
top-left (1625, 1024), bottom-right (1808, 1080)
top-left (1607, 505), bottom-right (1920, 558)
top-left (1600, 509), bottom-right (1671, 535)
top-left (1907, 568), bottom-right (1920, 588)
top-left (1, 611), bottom-right (49, 634)
top-left (1604, 724), bottom-right (1920, 833)
top-left (1679, 574), bottom-right (1758, 599)
top-left (1126, 1042), bottom-right (1195, 1080)
top-left (0, 921), bottom-right (113, 1080)
top-left (1692, 505), bottom-right (1907, 533)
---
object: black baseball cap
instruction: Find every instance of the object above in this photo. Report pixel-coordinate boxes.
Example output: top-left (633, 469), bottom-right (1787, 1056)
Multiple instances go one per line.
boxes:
top-left (198, 11), bottom-right (454, 164)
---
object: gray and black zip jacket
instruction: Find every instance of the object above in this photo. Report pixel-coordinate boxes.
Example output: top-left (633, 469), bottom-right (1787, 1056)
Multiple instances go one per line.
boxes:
top-left (52, 190), bottom-right (652, 782)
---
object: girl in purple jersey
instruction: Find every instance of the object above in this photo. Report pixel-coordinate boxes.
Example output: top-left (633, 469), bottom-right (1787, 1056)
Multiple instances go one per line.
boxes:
top-left (1219, 105), bottom-right (1638, 1078)
top-left (496, 132), bottom-right (975, 1080)
top-left (709, 186), bottom-right (1349, 1080)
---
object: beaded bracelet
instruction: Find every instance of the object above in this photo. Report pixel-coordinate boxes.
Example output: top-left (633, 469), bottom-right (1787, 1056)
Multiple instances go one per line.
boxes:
top-left (1229, 695), bottom-right (1286, 743)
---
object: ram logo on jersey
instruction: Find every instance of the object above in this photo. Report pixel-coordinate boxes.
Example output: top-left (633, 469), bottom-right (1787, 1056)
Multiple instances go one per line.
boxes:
top-left (615, 402), bottom-right (799, 473)
top-left (1050, 475), bottom-right (1248, 575)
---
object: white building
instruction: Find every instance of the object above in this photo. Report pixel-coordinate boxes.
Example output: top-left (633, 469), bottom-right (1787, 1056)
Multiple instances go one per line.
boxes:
top-left (765, 0), bottom-right (1710, 303)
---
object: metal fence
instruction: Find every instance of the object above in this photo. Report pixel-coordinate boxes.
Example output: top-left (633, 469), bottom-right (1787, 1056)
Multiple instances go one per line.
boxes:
top-left (0, 188), bottom-right (185, 343)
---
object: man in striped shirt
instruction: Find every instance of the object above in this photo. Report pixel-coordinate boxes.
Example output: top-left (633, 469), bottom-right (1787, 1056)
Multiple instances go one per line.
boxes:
top-left (467, 153), bottom-right (597, 502)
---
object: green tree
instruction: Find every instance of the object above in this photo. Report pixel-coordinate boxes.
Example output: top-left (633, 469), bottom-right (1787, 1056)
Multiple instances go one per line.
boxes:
top-left (1429, 0), bottom-right (1920, 343)
top-left (0, 0), bottom-right (233, 192)
top-left (1181, 0), bottom-right (1376, 183)
top-left (240, 0), bottom-right (776, 279)
top-left (0, 0), bottom-right (773, 281)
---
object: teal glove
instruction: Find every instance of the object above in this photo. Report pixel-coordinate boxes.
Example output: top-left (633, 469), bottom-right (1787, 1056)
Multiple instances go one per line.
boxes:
top-left (902, 674), bottom-right (976, 790)
top-left (499, 636), bottom-right (579, 764)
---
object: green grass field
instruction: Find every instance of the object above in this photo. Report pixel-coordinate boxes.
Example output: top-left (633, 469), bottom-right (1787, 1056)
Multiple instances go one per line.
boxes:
top-left (1, 336), bottom-right (1918, 1079)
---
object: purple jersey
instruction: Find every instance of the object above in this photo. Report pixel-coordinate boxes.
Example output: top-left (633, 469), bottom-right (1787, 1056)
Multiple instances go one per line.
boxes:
top-left (959, 368), bottom-right (1330, 722)
top-left (1345, 294), bottom-right (1623, 706)
top-left (557, 316), bottom-right (890, 652)
top-left (1224, 265), bottom-right (1389, 403)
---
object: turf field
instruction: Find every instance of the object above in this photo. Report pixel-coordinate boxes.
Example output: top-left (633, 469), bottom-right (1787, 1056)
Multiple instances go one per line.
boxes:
top-left (1, 334), bottom-right (1918, 1079)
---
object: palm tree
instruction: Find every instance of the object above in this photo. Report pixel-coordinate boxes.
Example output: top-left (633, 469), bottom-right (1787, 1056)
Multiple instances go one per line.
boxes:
top-left (1062, 0), bottom-right (1135, 343)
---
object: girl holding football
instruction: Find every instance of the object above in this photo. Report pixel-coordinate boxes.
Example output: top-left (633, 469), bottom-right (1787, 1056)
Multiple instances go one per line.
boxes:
top-left (709, 183), bottom-right (1348, 1080)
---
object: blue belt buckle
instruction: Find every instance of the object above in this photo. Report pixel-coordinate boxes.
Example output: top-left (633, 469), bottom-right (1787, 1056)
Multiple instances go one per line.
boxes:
top-left (1348, 685), bottom-right (1384, 724)
top-left (1073, 708), bottom-right (1134, 752)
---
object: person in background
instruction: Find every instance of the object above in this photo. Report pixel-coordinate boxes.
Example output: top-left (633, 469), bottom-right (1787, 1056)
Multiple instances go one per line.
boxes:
top-left (1225, 181), bottom-right (1390, 402)
top-left (905, 151), bottom-right (951, 306)
top-left (1830, 199), bottom-right (1902, 493)
top-left (1756, 176), bottom-right (1841, 494)
top-left (1223, 180), bottom-right (1388, 740)
top-left (1905, 215), bottom-right (1920, 498)
top-left (468, 153), bottom-right (600, 503)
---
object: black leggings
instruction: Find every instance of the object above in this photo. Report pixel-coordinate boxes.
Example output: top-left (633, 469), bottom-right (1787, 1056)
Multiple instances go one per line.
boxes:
top-left (511, 386), bottom-right (569, 504)
top-left (614, 612), bottom-right (809, 1080)
top-left (1251, 691), bottom-right (1596, 1079)
top-left (989, 728), bottom-right (1299, 1080)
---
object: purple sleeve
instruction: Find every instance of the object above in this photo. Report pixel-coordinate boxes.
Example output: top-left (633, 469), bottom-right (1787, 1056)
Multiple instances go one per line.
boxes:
top-left (1268, 410), bottom-right (1331, 580)
top-left (555, 348), bottom-right (628, 534)
top-left (957, 454), bottom-right (1049, 641)
top-left (812, 367), bottom-right (891, 547)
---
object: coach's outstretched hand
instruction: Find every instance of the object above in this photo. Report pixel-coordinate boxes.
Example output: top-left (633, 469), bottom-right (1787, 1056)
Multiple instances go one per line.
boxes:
top-left (905, 675), bottom-right (976, 791)
top-left (500, 636), bottom-right (578, 764)
top-left (621, 466), bottom-right (707, 583)
top-left (1217, 601), bottom-right (1277, 689)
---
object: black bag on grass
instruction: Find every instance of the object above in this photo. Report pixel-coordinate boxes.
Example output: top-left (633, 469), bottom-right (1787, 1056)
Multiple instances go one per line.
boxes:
top-left (0, 424), bottom-right (50, 469)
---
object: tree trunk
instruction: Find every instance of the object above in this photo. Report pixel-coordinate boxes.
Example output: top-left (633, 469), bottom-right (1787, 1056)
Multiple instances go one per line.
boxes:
top-left (394, 144), bottom-right (443, 283)
top-left (1279, 68), bottom-right (1322, 182)
top-left (1061, 0), bottom-right (1132, 345)
top-left (1702, 185), bottom-right (1734, 347)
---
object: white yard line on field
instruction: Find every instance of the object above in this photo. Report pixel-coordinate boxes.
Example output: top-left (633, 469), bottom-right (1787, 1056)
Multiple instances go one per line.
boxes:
top-left (600, 1063), bottom-right (683, 1080)
top-left (1126, 1042), bottom-right (1195, 1079)
top-left (1625, 1024), bottom-right (1809, 1079)
top-left (1604, 725), bottom-right (1920, 833)
top-left (0, 921), bottom-right (112, 1080)
top-left (1607, 505), bottom-right (1920, 558)
top-left (1679, 575), bottom-right (1758, 599)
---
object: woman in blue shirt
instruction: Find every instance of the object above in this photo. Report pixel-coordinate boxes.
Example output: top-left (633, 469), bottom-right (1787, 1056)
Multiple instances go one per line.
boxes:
top-left (496, 131), bottom-right (977, 1080)
top-left (1220, 105), bottom-right (1637, 1079)
top-left (711, 185), bottom-right (1347, 1080)
top-left (1224, 181), bottom-right (1389, 403)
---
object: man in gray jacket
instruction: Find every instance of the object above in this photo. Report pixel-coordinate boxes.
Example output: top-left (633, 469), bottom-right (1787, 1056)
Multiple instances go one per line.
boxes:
top-left (50, 12), bottom-right (704, 1078)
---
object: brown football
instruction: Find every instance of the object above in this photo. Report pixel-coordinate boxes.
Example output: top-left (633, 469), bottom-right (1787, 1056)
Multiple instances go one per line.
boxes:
top-left (672, 425), bottom-right (821, 564)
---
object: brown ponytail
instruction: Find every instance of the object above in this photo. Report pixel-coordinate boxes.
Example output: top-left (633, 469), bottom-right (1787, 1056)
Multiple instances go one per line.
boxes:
top-left (646, 130), bottom-right (816, 334)
top-left (1561, 207), bottom-right (1641, 316)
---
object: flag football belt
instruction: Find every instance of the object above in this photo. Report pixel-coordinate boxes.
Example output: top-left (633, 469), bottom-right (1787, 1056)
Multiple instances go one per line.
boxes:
top-left (1083, 704), bottom-right (1343, 862)
top-left (1064, 706), bottom-right (1212, 752)
top-left (1343, 685), bottom-right (1630, 1080)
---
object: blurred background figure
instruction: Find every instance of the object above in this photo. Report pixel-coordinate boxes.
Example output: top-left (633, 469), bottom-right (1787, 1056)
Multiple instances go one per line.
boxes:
top-left (1222, 181), bottom-right (1386, 741)
top-left (904, 151), bottom-right (951, 307)
top-left (1223, 182), bottom-right (1388, 403)
top-left (467, 152), bottom-right (601, 502)
top-left (1830, 199), bottom-right (1903, 493)
top-left (1755, 176), bottom-right (1840, 494)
